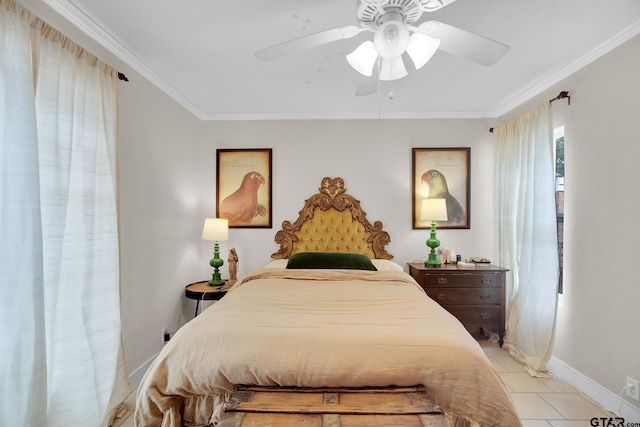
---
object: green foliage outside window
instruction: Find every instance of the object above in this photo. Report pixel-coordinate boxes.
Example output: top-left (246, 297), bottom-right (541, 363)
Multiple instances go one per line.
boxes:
top-left (556, 136), bottom-right (564, 176)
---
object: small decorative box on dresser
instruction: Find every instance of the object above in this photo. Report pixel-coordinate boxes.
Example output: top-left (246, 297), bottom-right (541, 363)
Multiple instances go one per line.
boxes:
top-left (408, 263), bottom-right (508, 347)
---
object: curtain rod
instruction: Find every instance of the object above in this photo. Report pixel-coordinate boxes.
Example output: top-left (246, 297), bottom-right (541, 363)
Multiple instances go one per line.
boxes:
top-left (118, 72), bottom-right (129, 82)
top-left (489, 91), bottom-right (570, 133)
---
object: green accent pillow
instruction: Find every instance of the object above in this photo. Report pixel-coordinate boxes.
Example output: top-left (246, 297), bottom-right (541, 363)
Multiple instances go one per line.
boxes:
top-left (286, 252), bottom-right (378, 271)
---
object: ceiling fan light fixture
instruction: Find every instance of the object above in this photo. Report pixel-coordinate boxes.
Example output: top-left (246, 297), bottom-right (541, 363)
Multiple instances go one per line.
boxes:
top-left (374, 19), bottom-right (410, 59)
top-left (406, 32), bottom-right (440, 70)
top-left (346, 40), bottom-right (378, 76)
top-left (379, 57), bottom-right (407, 81)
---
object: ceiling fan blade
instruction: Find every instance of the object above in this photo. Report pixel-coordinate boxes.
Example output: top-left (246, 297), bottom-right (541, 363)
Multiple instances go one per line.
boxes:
top-left (355, 59), bottom-right (379, 96)
top-left (355, 77), bottom-right (378, 96)
top-left (256, 26), bottom-right (364, 61)
top-left (416, 21), bottom-right (510, 66)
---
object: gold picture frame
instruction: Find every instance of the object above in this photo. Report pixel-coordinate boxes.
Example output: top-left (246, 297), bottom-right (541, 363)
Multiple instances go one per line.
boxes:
top-left (216, 148), bottom-right (272, 228)
top-left (412, 147), bottom-right (470, 229)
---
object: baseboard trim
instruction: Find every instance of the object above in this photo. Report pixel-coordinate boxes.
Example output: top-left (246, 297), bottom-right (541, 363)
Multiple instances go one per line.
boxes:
top-left (548, 356), bottom-right (640, 422)
top-left (129, 352), bottom-right (159, 389)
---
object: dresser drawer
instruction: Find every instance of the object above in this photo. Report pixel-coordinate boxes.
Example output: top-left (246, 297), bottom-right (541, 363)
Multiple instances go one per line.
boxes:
top-left (422, 272), bottom-right (503, 288)
top-left (442, 305), bottom-right (501, 329)
top-left (426, 287), bottom-right (501, 305)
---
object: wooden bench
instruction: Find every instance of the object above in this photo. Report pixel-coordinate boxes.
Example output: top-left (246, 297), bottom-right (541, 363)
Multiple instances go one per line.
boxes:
top-left (218, 385), bottom-right (447, 427)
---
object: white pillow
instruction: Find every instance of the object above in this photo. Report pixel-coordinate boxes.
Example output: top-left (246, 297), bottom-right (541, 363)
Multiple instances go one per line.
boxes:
top-left (370, 259), bottom-right (404, 271)
top-left (264, 259), bottom-right (288, 269)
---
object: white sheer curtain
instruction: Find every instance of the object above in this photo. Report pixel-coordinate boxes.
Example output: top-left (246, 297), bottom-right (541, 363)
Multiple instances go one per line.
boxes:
top-left (494, 102), bottom-right (559, 377)
top-left (0, 1), bottom-right (130, 425)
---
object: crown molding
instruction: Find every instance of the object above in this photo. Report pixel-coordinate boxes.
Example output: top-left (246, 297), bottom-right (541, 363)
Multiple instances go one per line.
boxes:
top-left (492, 17), bottom-right (640, 118)
top-left (41, 0), bottom-right (207, 118)
top-left (198, 109), bottom-right (493, 121)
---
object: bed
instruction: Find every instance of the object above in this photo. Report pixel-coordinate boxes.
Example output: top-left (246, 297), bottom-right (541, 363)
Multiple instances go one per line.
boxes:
top-left (135, 177), bottom-right (521, 427)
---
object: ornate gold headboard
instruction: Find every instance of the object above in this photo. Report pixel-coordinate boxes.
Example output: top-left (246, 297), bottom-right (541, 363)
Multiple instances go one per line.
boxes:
top-left (271, 177), bottom-right (393, 260)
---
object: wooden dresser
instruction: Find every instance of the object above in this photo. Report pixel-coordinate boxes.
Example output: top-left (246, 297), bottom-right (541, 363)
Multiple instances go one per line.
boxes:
top-left (408, 263), bottom-right (507, 346)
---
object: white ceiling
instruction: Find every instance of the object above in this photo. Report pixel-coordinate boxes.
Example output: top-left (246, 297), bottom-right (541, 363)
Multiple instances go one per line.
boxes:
top-left (21, 0), bottom-right (640, 120)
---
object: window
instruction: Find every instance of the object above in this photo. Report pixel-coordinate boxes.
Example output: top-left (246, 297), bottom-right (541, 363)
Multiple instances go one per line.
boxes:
top-left (555, 126), bottom-right (564, 293)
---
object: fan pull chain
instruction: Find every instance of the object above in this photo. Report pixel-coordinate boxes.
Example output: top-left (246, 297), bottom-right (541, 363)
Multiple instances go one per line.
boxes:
top-left (377, 58), bottom-right (382, 123)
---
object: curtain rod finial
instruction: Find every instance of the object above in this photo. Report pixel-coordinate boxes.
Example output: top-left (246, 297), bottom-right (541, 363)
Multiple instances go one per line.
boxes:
top-left (550, 91), bottom-right (570, 104)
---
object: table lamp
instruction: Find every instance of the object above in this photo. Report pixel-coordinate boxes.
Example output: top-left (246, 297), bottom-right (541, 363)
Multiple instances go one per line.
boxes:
top-left (420, 199), bottom-right (448, 267)
top-left (201, 218), bottom-right (229, 286)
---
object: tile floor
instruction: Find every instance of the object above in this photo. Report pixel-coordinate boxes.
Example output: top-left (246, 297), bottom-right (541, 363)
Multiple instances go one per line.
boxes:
top-left (113, 337), bottom-right (617, 426)
top-left (478, 337), bottom-right (617, 426)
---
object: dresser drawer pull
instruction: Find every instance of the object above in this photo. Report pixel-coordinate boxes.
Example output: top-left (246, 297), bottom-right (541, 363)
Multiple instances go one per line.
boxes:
top-left (481, 278), bottom-right (492, 284)
top-left (480, 312), bottom-right (492, 319)
top-left (437, 293), bottom-right (446, 301)
top-left (437, 278), bottom-right (448, 284)
top-left (479, 294), bottom-right (492, 300)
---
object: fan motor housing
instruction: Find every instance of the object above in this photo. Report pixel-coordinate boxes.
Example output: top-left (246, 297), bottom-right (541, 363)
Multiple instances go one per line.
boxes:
top-left (356, 0), bottom-right (422, 30)
top-left (357, 0), bottom-right (459, 29)
top-left (357, 0), bottom-right (423, 29)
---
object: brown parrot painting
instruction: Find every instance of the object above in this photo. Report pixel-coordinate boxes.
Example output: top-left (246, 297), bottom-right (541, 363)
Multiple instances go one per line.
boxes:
top-left (220, 171), bottom-right (267, 226)
top-left (421, 169), bottom-right (466, 224)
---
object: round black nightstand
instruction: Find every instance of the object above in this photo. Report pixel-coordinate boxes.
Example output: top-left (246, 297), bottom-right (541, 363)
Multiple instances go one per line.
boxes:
top-left (185, 281), bottom-right (228, 316)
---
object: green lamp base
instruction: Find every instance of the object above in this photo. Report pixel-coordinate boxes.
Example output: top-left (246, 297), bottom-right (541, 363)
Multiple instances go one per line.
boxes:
top-left (207, 276), bottom-right (225, 286)
top-left (208, 240), bottom-right (225, 286)
top-left (424, 220), bottom-right (442, 267)
top-left (425, 252), bottom-right (442, 267)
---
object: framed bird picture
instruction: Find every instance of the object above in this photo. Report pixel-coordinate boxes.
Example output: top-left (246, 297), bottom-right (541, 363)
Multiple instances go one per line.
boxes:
top-left (216, 148), bottom-right (272, 228)
top-left (412, 147), bottom-right (470, 229)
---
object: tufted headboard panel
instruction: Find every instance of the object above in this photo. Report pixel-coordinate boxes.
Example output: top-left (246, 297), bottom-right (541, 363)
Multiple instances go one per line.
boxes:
top-left (293, 208), bottom-right (375, 257)
top-left (271, 177), bottom-right (392, 260)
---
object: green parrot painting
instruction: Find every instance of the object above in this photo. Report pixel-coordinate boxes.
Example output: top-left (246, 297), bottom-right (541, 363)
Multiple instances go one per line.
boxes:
top-left (421, 169), bottom-right (466, 224)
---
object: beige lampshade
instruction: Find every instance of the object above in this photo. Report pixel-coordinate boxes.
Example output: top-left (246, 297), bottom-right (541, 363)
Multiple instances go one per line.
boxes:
top-left (420, 199), bottom-right (448, 221)
top-left (201, 218), bottom-right (229, 241)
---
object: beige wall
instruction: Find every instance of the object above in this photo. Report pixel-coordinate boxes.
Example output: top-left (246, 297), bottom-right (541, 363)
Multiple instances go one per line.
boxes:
top-left (118, 67), bottom-right (203, 373)
top-left (552, 34), bottom-right (640, 406)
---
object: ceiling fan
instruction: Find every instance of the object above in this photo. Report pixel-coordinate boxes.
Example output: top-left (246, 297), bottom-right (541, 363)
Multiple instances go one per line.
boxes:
top-left (255, 0), bottom-right (510, 96)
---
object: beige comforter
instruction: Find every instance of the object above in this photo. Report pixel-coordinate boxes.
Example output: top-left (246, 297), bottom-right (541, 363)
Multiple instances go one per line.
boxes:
top-left (135, 269), bottom-right (521, 427)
